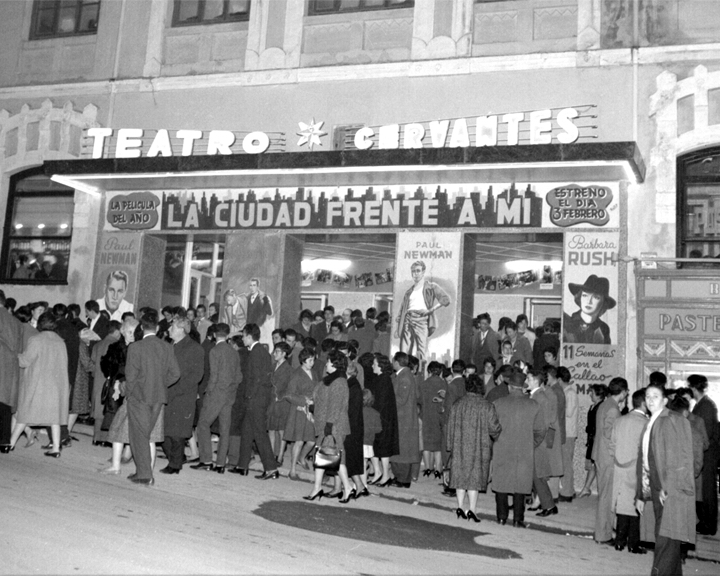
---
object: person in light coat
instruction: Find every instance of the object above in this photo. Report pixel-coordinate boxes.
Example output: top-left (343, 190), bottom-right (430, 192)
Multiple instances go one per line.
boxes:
top-left (610, 389), bottom-right (648, 553)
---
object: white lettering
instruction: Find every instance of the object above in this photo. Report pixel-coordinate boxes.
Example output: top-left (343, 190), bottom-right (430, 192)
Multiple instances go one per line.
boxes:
top-left (115, 128), bottom-right (143, 159)
top-left (556, 108), bottom-right (580, 144)
top-left (354, 127), bottom-right (374, 150)
top-left (475, 116), bottom-right (498, 147)
top-left (242, 131), bottom-right (270, 154)
top-left (502, 113), bottom-right (524, 146)
top-left (88, 127), bottom-right (113, 159)
top-left (207, 130), bottom-right (235, 155)
top-left (378, 124), bottom-right (400, 149)
top-left (449, 118), bottom-right (470, 148)
top-left (428, 120), bottom-right (450, 148)
top-left (403, 123), bottom-right (425, 149)
top-left (530, 109), bottom-right (552, 145)
top-left (176, 129), bottom-right (202, 156)
top-left (147, 129), bottom-right (172, 158)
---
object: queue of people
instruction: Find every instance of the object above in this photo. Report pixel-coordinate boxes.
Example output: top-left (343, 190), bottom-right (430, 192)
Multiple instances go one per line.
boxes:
top-left (1, 291), bottom-right (718, 576)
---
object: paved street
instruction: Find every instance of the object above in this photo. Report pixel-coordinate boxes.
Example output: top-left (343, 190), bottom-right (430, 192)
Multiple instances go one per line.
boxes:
top-left (1, 425), bottom-right (718, 575)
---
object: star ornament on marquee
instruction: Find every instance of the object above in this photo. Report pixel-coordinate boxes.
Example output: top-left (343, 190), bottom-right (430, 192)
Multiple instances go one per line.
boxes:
top-left (296, 119), bottom-right (326, 150)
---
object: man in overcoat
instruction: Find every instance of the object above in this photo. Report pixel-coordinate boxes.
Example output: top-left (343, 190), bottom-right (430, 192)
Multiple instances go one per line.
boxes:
top-left (492, 370), bottom-right (546, 527)
top-left (610, 389), bottom-right (648, 553)
top-left (192, 323), bottom-right (242, 473)
top-left (390, 352), bottom-right (420, 488)
top-left (237, 323), bottom-right (278, 479)
top-left (0, 290), bottom-right (22, 452)
top-left (593, 377), bottom-right (628, 544)
top-left (471, 313), bottom-right (501, 368)
top-left (125, 310), bottom-right (181, 485)
top-left (162, 318), bottom-right (205, 474)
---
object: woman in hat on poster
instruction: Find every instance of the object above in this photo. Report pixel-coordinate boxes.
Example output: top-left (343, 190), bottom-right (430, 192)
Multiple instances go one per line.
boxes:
top-left (563, 274), bottom-right (615, 345)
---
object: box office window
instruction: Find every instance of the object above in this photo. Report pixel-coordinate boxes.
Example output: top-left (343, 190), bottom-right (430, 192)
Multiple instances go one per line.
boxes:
top-left (1, 171), bottom-right (74, 284)
top-left (308, 0), bottom-right (413, 16)
top-left (678, 147), bottom-right (720, 261)
top-left (172, 0), bottom-right (251, 26)
top-left (30, 0), bottom-right (101, 39)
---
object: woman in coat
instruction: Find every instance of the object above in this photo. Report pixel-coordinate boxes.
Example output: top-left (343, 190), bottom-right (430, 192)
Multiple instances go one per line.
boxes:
top-left (9, 311), bottom-right (69, 457)
top-left (304, 350), bottom-right (352, 502)
top-left (578, 383), bottom-right (608, 498)
top-left (636, 383), bottom-right (695, 575)
top-left (345, 360), bottom-right (367, 496)
top-left (267, 342), bottom-right (293, 463)
top-left (366, 353), bottom-right (400, 486)
top-left (284, 348), bottom-right (318, 480)
top-left (446, 373), bottom-right (501, 521)
top-left (419, 360), bottom-right (446, 478)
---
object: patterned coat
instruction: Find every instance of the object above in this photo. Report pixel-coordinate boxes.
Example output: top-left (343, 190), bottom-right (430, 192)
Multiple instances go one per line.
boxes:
top-left (446, 392), bottom-right (501, 491)
top-left (313, 371), bottom-right (350, 447)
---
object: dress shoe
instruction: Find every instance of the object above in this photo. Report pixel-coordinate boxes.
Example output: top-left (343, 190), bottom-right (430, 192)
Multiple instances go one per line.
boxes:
top-left (98, 467), bottom-right (120, 475)
top-left (442, 486), bottom-right (457, 498)
top-left (130, 477), bottom-right (155, 486)
top-left (215, 466), bottom-right (225, 474)
top-left (597, 539), bottom-right (616, 546)
top-left (326, 491), bottom-right (342, 499)
top-left (288, 472), bottom-right (301, 481)
top-left (422, 469), bottom-right (432, 477)
top-left (127, 473), bottom-right (137, 480)
top-left (497, 518), bottom-right (507, 526)
top-left (228, 467), bottom-right (249, 475)
top-left (467, 511), bottom-right (481, 523)
top-left (456, 508), bottom-right (468, 519)
top-left (355, 487), bottom-right (370, 498)
top-left (513, 520), bottom-right (528, 528)
top-left (434, 470), bottom-right (442, 479)
top-left (255, 470), bottom-right (279, 480)
top-left (41, 442), bottom-right (53, 450)
top-left (376, 478), bottom-right (394, 487)
top-left (391, 479), bottom-right (411, 488)
top-left (44, 450), bottom-right (61, 458)
top-left (60, 437), bottom-right (72, 448)
top-left (190, 462), bottom-right (214, 471)
top-left (558, 495), bottom-right (574, 503)
top-left (186, 457), bottom-right (200, 464)
top-left (614, 543), bottom-right (626, 552)
top-left (0, 445), bottom-right (13, 454)
top-left (628, 546), bottom-right (647, 555)
top-left (536, 506), bottom-right (558, 517)
top-left (303, 490), bottom-right (324, 501)
top-left (160, 466), bottom-right (180, 475)
top-left (528, 505), bottom-right (541, 511)
top-left (92, 440), bottom-right (111, 447)
top-left (339, 489), bottom-right (356, 503)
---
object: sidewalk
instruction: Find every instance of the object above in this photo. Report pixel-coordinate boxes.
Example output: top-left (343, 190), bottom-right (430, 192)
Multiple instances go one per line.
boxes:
top-left (75, 423), bottom-right (720, 563)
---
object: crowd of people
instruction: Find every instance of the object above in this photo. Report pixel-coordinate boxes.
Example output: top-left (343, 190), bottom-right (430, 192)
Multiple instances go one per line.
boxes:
top-left (0, 290), bottom-right (718, 575)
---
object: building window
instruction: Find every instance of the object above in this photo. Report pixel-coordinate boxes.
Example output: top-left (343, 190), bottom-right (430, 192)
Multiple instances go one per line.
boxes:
top-left (308, 0), bottom-right (414, 16)
top-left (172, 0), bottom-right (251, 26)
top-left (677, 147), bottom-right (720, 260)
top-left (1, 170), bottom-right (74, 284)
top-left (30, 0), bottom-right (100, 40)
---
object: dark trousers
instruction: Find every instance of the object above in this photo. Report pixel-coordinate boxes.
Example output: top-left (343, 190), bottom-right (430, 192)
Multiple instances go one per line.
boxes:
top-left (391, 462), bottom-right (413, 484)
top-left (197, 391), bottom-right (234, 466)
top-left (0, 402), bottom-right (12, 444)
top-left (698, 452), bottom-right (718, 535)
top-left (616, 513), bottom-right (640, 549)
top-left (238, 399), bottom-right (276, 471)
top-left (495, 492), bottom-right (526, 523)
top-left (127, 399), bottom-right (162, 480)
top-left (652, 489), bottom-right (683, 576)
top-left (163, 436), bottom-right (185, 470)
top-left (533, 473), bottom-right (555, 510)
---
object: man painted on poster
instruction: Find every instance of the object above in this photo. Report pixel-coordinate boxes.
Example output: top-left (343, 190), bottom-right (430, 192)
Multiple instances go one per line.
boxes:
top-left (563, 274), bottom-right (615, 345)
top-left (223, 278), bottom-right (273, 335)
top-left (96, 270), bottom-right (134, 322)
top-left (394, 260), bottom-right (451, 360)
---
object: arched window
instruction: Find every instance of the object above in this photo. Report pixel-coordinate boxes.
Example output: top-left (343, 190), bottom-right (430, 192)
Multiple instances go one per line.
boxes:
top-left (1, 168), bottom-right (75, 284)
top-left (677, 147), bottom-right (720, 261)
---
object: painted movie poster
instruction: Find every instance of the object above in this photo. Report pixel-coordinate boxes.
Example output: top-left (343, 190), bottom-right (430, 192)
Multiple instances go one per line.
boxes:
top-left (94, 234), bottom-right (138, 322)
top-left (562, 231), bottom-right (620, 395)
top-left (391, 232), bottom-right (459, 365)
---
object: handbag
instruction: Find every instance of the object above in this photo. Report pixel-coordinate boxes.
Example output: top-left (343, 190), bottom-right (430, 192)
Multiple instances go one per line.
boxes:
top-left (312, 434), bottom-right (342, 470)
top-left (101, 376), bottom-right (122, 414)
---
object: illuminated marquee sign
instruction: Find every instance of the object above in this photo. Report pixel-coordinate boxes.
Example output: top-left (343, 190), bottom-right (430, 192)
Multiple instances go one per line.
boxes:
top-left (85, 106), bottom-right (587, 159)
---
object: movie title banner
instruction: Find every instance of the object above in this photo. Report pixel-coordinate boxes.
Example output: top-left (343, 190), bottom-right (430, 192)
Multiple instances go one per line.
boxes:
top-left (103, 182), bottom-right (618, 232)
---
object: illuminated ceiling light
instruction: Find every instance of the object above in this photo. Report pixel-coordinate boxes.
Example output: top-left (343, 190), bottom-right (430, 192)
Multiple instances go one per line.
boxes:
top-left (504, 259), bottom-right (563, 272)
top-left (301, 259), bottom-right (352, 273)
top-left (14, 223), bottom-right (23, 230)
top-left (59, 223), bottom-right (68, 229)
top-left (37, 223), bottom-right (45, 229)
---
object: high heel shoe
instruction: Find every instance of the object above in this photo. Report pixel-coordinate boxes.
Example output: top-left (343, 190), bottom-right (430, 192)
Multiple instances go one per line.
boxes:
top-left (456, 508), bottom-right (468, 519)
top-left (0, 444), bottom-right (14, 453)
top-left (434, 470), bottom-right (442, 479)
top-left (467, 511), bottom-right (481, 523)
top-left (302, 490), bottom-right (324, 501)
top-left (422, 469), bottom-right (432, 477)
top-left (354, 487), bottom-right (370, 498)
top-left (44, 450), bottom-right (61, 458)
top-left (377, 478), bottom-right (394, 487)
top-left (340, 489), bottom-right (356, 504)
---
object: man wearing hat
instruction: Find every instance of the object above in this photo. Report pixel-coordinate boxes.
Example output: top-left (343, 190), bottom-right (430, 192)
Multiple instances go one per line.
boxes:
top-left (491, 370), bottom-right (547, 527)
top-left (563, 274), bottom-right (615, 345)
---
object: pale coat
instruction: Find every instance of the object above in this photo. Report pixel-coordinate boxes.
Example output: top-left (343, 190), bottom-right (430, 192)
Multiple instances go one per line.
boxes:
top-left (531, 386), bottom-right (563, 478)
top-left (391, 367), bottom-right (421, 464)
top-left (0, 307), bottom-right (23, 410)
top-left (610, 409), bottom-right (648, 515)
top-left (16, 331), bottom-right (70, 425)
top-left (637, 408), bottom-right (696, 544)
top-left (492, 391), bottom-right (546, 494)
top-left (446, 392), bottom-right (501, 490)
top-left (313, 371), bottom-right (350, 447)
